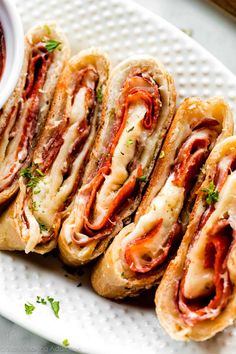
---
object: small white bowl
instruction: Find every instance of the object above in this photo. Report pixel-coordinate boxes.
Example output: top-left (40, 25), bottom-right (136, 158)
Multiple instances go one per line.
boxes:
top-left (0, 0), bottom-right (24, 109)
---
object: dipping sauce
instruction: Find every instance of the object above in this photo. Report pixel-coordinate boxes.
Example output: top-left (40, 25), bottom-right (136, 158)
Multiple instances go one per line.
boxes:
top-left (0, 23), bottom-right (6, 80)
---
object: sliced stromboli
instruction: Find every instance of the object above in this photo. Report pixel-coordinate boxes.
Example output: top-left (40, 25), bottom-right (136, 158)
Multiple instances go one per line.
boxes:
top-left (0, 49), bottom-right (110, 254)
top-left (58, 55), bottom-right (176, 266)
top-left (155, 136), bottom-right (236, 341)
top-left (91, 97), bottom-right (233, 299)
top-left (0, 23), bottom-right (70, 207)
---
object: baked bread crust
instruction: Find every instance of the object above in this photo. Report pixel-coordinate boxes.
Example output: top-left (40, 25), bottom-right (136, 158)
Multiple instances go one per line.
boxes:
top-left (0, 48), bottom-right (110, 254)
top-left (155, 136), bottom-right (236, 341)
top-left (91, 97), bottom-right (234, 299)
top-left (58, 55), bottom-right (176, 266)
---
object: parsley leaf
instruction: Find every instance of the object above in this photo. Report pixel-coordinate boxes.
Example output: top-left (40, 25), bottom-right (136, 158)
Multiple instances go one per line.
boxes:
top-left (20, 167), bottom-right (32, 179)
top-left (127, 126), bottom-right (134, 133)
top-left (202, 181), bottom-right (219, 205)
top-left (20, 166), bottom-right (44, 193)
top-left (159, 150), bottom-right (165, 159)
top-left (62, 339), bottom-right (69, 347)
top-left (39, 223), bottom-right (48, 232)
top-left (96, 86), bottom-right (103, 104)
top-left (25, 303), bottom-right (35, 315)
top-left (36, 296), bottom-right (47, 305)
top-left (137, 175), bottom-right (147, 182)
top-left (127, 139), bottom-right (133, 145)
top-left (45, 39), bottom-right (61, 53)
top-left (47, 296), bottom-right (60, 318)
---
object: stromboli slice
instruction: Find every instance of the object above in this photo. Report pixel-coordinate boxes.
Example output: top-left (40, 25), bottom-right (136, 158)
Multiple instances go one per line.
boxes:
top-left (91, 97), bottom-right (233, 299)
top-left (0, 49), bottom-right (109, 254)
top-left (0, 23), bottom-right (70, 207)
top-left (58, 55), bottom-right (176, 266)
top-left (155, 136), bottom-right (236, 341)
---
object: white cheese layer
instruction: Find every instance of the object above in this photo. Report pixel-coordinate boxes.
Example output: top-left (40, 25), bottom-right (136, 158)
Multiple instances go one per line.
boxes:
top-left (121, 174), bottom-right (185, 266)
top-left (93, 101), bottom-right (159, 224)
top-left (30, 86), bottom-right (96, 228)
top-left (183, 171), bottom-right (236, 299)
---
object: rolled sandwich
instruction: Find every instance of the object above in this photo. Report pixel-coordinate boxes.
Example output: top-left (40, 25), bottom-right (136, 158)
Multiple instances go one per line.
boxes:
top-left (155, 136), bottom-right (236, 341)
top-left (91, 97), bottom-right (233, 299)
top-left (0, 49), bottom-right (109, 254)
top-left (0, 23), bottom-right (70, 207)
top-left (58, 55), bottom-right (176, 266)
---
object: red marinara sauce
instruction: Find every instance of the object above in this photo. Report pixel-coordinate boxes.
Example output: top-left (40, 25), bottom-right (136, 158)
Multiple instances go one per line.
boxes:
top-left (0, 23), bottom-right (6, 81)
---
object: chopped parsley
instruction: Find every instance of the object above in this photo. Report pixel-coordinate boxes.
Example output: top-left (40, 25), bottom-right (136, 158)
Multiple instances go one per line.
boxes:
top-left (62, 339), bottom-right (69, 347)
top-left (96, 86), bottom-right (103, 104)
top-left (39, 223), bottom-right (48, 232)
top-left (159, 150), bottom-right (165, 159)
top-left (20, 167), bottom-right (32, 179)
top-left (25, 303), bottom-right (35, 315)
top-left (45, 39), bottom-right (61, 53)
top-left (47, 296), bottom-right (60, 318)
top-left (20, 165), bottom-right (45, 193)
top-left (121, 272), bottom-right (125, 278)
top-left (31, 201), bottom-right (38, 211)
top-left (127, 139), bottom-right (133, 145)
top-left (127, 126), bottom-right (134, 133)
top-left (35, 168), bottom-right (45, 177)
top-left (202, 181), bottom-right (219, 205)
top-left (36, 296), bottom-right (47, 305)
top-left (33, 186), bottom-right (41, 194)
top-left (137, 175), bottom-right (147, 182)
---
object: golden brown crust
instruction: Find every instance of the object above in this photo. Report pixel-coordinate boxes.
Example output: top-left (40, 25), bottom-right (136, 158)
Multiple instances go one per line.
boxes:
top-left (58, 55), bottom-right (177, 266)
top-left (0, 49), bottom-right (110, 255)
top-left (91, 97), bottom-right (234, 299)
top-left (0, 23), bottom-right (70, 207)
top-left (155, 136), bottom-right (236, 341)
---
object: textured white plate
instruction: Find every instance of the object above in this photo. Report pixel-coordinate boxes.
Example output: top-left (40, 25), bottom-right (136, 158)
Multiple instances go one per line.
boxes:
top-left (1, 0), bottom-right (236, 353)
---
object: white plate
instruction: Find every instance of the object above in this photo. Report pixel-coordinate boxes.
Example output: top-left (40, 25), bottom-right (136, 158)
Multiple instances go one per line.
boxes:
top-left (1, 0), bottom-right (236, 353)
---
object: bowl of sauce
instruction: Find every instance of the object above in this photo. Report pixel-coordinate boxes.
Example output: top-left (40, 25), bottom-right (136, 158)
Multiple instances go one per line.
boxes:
top-left (0, 0), bottom-right (24, 108)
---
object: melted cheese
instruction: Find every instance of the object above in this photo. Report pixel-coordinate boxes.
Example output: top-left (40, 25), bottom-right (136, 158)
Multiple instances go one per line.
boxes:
top-left (121, 174), bottom-right (185, 265)
top-left (94, 101), bottom-right (157, 223)
top-left (29, 85), bottom-right (96, 229)
top-left (183, 171), bottom-right (236, 299)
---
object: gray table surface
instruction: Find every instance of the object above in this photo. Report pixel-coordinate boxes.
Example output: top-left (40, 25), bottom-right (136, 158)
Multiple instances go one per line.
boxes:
top-left (0, 0), bottom-right (235, 353)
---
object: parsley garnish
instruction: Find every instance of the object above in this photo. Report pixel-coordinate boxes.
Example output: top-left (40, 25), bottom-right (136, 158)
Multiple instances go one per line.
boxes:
top-left (31, 201), bottom-right (38, 211)
top-left (35, 168), bottom-right (45, 177)
top-left (47, 296), bottom-right (60, 318)
top-left (96, 86), bottom-right (103, 104)
top-left (39, 223), bottom-right (48, 232)
top-left (137, 175), bottom-right (147, 182)
top-left (127, 126), bottom-right (134, 133)
top-left (20, 167), bottom-right (32, 179)
top-left (127, 139), bottom-right (133, 145)
top-left (45, 39), bottom-right (61, 53)
top-left (25, 303), bottom-right (35, 315)
top-left (202, 181), bottom-right (219, 205)
top-left (20, 166), bottom-right (44, 193)
top-left (62, 339), bottom-right (69, 347)
top-left (159, 150), bottom-right (165, 159)
top-left (36, 296), bottom-right (47, 305)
